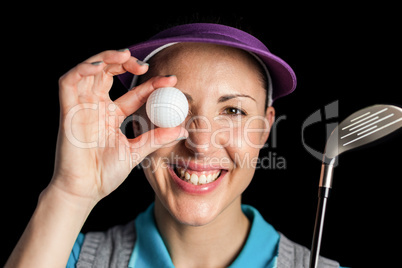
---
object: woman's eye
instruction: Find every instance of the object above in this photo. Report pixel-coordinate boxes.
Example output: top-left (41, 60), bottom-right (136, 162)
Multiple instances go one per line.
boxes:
top-left (223, 107), bottom-right (246, 115)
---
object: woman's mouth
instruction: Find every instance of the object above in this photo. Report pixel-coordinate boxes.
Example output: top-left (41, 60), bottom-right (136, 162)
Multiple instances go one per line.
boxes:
top-left (167, 161), bottom-right (228, 194)
top-left (173, 166), bottom-right (222, 185)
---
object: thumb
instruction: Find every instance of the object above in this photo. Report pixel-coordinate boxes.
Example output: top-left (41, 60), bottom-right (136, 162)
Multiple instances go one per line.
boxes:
top-left (128, 126), bottom-right (188, 165)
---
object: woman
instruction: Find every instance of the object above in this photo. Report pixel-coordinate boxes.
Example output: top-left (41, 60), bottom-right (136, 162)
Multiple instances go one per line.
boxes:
top-left (6, 23), bottom-right (343, 267)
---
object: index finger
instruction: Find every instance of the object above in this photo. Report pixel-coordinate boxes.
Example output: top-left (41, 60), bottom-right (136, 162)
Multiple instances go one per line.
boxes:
top-left (114, 75), bottom-right (178, 117)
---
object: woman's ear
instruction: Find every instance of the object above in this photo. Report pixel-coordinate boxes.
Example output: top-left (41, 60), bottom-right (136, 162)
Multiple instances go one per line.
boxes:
top-left (260, 106), bottom-right (275, 145)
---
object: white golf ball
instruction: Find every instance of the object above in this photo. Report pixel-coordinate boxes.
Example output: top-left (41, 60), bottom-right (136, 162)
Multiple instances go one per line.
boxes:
top-left (146, 87), bottom-right (189, 128)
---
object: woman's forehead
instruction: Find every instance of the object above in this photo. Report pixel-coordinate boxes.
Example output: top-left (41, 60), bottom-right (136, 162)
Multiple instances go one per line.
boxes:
top-left (150, 43), bottom-right (266, 86)
top-left (153, 43), bottom-right (259, 66)
top-left (141, 43), bottom-right (268, 108)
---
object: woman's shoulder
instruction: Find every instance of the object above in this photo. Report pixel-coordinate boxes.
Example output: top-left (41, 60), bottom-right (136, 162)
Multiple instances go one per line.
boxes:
top-left (73, 221), bottom-right (137, 267)
top-left (277, 232), bottom-right (344, 268)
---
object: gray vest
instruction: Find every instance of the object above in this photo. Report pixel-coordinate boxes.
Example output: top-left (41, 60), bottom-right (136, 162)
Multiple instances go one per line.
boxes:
top-left (77, 221), bottom-right (339, 268)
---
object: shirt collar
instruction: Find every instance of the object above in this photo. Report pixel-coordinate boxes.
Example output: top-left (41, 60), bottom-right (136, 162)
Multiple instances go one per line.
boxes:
top-left (229, 205), bottom-right (279, 268)
top-left (128, 203), bottom-right (279, 268)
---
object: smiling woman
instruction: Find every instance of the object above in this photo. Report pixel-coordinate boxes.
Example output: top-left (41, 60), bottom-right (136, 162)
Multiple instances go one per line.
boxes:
top-left (132, 43), bottom-right (274, 231)
top-left (5, 23), bottom-right (345, 268)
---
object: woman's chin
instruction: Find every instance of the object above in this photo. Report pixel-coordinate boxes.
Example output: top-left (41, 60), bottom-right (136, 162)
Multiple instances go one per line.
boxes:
top-left (161, 197), bottom-right (223, 227)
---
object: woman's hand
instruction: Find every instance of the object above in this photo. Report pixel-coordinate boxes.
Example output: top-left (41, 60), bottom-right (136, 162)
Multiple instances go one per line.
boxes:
top-left (52, 49), bottom-right (187, 203)
top-left (6, 49), bottom-right (188, 268)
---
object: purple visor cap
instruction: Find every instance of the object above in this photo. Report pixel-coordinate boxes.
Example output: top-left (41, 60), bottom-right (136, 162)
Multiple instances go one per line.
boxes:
top-left (118, 23), bottom-right (297, 102)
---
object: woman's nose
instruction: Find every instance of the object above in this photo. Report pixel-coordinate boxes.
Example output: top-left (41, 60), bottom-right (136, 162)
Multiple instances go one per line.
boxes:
top-left (184, 115), bottom-right (224, 156)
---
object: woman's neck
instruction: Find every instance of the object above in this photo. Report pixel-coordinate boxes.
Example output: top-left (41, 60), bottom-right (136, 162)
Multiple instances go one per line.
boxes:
top-left (154, 197), bottom-right (250, 268)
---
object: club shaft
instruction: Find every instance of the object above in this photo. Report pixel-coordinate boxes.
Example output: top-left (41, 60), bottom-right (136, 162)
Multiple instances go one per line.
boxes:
top-left (310, 187), bottom-right (331, 268)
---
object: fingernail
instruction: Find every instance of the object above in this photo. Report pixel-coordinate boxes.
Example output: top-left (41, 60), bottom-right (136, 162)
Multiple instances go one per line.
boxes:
top-left (117, 48), bottom-right (129, 52)
top-left (91, 61), bottom-right (103, 66)
top-left (175, 136), bottom-right (187, 141)
top-left (136, 59), bottom-right (149, 66)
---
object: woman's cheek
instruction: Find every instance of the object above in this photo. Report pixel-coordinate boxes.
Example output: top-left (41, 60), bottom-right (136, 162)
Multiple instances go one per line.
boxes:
top-left (225, 123), bottom-right (262, 170)
top-left (245, 115), bottom-right (271, 150)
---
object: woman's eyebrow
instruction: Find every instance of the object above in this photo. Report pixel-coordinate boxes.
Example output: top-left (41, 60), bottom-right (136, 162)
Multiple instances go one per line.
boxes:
top-left (218, 94), bottom-right (256, 103)
top-left (182, 93), bottom-right (256, 103)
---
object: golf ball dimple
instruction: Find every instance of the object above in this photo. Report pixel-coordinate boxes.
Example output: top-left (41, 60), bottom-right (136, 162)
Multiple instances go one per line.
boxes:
top-left (146, 87), bottom-right (189, 128)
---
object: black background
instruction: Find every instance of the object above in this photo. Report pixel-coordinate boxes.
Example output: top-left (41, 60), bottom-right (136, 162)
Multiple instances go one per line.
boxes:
top-left (2, 2), bottom-right (402, 267)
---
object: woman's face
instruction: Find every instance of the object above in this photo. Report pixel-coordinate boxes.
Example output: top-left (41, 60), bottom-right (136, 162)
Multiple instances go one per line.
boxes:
top-left (135, 43), bottom-right (275, 226)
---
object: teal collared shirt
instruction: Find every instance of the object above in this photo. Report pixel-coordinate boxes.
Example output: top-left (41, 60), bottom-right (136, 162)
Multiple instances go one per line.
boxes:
top-left (128, 203), bottom-right (279, 268)
top-left (68, 203), bottom-right (347, 267)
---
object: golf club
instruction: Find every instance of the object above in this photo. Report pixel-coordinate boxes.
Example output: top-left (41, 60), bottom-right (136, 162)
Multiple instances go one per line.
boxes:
top-left (309, 104), bottom-right (402, 268)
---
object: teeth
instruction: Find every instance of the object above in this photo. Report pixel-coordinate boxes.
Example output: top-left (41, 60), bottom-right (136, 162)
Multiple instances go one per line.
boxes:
top-left (190, 174), bottom-right (198, 185)
top-left (185, 172), bottom-right (190, 181)
top-left (175, 167), bottom-right (222, 185)
top-left (206, 174), bottom-right (212, 183)
top-left (199, 175), bottom-right (207, 184)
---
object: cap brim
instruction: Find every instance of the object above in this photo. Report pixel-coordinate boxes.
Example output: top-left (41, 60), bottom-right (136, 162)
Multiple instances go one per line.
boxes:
top-left (118, 33), bottom-right (296, 102)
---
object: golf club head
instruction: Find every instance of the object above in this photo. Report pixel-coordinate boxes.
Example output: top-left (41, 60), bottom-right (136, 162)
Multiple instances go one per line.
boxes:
top-left (312, 104), bottom-right (402, 268)
top-left (324, 104), bottom-right (402, 162)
